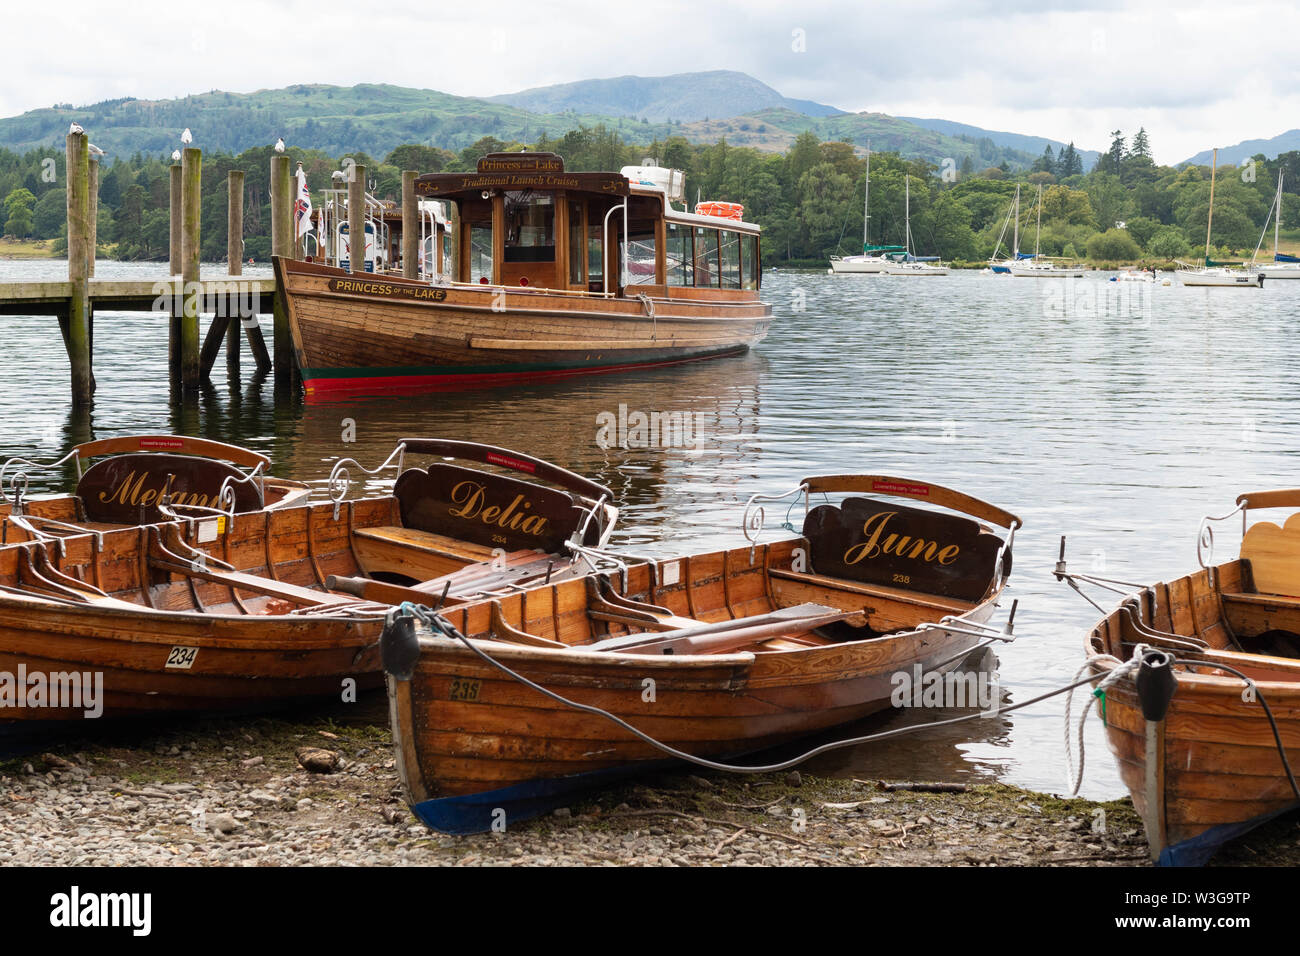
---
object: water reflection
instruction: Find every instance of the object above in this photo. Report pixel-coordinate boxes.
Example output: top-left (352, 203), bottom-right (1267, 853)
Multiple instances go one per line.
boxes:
top-left (5, 261), bottom-right (1300, 800)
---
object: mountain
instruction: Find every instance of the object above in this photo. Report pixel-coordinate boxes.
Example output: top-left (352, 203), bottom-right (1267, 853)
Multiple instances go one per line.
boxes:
top-left (487, 70), bottom-right (841, 123)
top-left (899, 116), bottom-right (1101, 170)
top-left (0, 74), bottom-right (1049, 171)
top-left (1181, 129), bottom-right (1300, 167)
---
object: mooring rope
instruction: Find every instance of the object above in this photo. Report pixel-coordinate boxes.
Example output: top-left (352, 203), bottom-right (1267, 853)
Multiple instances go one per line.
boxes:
top-left (392, 603), bottom-right (1101, 777)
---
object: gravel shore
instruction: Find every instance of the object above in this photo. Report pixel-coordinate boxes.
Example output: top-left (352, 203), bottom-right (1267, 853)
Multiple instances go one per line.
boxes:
top-left (3, 695), bottom-right (1297, 867)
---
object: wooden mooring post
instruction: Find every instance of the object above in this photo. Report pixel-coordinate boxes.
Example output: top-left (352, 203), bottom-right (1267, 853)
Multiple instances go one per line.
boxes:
top-left (64, 130), bottom-right (93, 406)
top-left (225, 169), bottom-right (243, 376)
top-left (269, 154), bottom-right (295, 386)
top-left (178, 147), bottom-right (202, 392)
top-left (87, 158), bottom-right (98, 279)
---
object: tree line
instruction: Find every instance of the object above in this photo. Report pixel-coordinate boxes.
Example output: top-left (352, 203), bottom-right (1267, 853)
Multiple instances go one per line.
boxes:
top-left (3, 124), bottom-right (1298, 265)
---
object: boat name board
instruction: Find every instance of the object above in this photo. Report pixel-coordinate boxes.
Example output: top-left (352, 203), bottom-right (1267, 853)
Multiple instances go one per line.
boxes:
top-left (75, 454), bottom-right (263, 524)
top-left (394, 463), bottom-right (599, 554)
top-left (477, 154), bottom-right (564, 174)
top-left (327, 279), bottom-right (448, 302)
top-left (803, 498), bottom-right (1003, 601)
top-left (416, 172), bottom-right (629, 197)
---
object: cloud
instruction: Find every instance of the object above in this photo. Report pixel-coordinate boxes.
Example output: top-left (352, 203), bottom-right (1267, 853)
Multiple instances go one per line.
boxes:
top-left (2, 0), bottom-right (1296, 165)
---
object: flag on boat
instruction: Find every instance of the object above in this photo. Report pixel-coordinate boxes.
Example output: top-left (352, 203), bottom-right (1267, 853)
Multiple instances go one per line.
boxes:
top-left (294, 164), bottom-right (313, 239)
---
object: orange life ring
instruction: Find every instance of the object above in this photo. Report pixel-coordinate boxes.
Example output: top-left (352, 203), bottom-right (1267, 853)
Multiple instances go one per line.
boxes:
top-left (696, 201), bottom-right (744, 221)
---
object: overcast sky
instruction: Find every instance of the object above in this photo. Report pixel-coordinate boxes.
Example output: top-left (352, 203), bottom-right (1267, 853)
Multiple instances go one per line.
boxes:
top-left (6, 0), bottom-right (1297, 165)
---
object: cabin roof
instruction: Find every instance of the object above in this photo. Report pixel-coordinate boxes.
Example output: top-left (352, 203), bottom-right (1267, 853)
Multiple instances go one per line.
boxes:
top-left (665, 208), bottom-right (762, 234)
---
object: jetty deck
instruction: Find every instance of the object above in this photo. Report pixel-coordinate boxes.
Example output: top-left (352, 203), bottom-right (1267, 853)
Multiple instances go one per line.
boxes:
top-left (0, 277), bottom-right (277, 315)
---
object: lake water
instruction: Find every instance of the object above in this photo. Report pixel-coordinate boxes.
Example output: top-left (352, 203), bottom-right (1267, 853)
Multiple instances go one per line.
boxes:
top-left (3, 258), bottom-right (1298, 800)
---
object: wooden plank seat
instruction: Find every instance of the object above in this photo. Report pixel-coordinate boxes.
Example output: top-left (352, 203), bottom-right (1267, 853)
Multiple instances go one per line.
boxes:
top-left (766, 567), bottom-right (977, 615)
top-left (352, 525), bottom-right (501, 563)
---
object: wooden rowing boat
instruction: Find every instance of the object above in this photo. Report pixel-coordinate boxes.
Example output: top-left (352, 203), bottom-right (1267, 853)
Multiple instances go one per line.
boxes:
top-left (278, 151), bottom-right (771, 400)
top-left (0, 434), bottom-right (310, 544)
top-left (1077, 489), bottom-right (1300, 865)
top-left (382, 475), bottom-right (1021, 833)
top-left (0, 439), bottom-right (616, 732)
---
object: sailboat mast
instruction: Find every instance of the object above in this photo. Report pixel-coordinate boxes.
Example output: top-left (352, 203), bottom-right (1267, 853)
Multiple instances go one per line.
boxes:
top-left (1013, 184), bottom-right (1020, 258)
top-left (1035, 184), bottom-right (1043, 257)
top-left (1277, 171), bottom-right (1284, 257)
top-left (904, 174), bottom-right (912, 258)
top-left (1204, 149), bottom-right (1217, 264)
top-left (863, 144), bottom-right (871, 249)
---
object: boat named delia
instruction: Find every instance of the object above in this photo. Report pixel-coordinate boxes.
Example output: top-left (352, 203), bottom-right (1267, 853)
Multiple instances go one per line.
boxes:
top-left (276, 151), bottom-right (772, 399)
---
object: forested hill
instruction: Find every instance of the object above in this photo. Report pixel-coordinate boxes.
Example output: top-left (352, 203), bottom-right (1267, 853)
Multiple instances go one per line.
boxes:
top-left (0, 77), bottom-right (1044, 171)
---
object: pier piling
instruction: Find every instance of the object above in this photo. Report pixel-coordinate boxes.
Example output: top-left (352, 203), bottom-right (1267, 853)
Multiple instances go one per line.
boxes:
top-left (270, 155), bottom-right (293, 386)
top-left (402, 170), bottom-right (417, 279)
top-left (180, 146), bottom-right (202, 392)
top-left (64, 131), bottom-right (93, 407)
top-left (169, 164), bottom-right (182, 276)
top-left (226, 170), bottom-right (243, 376)
top-left (348, 164), bottom-right (365, 275)
top-left (87, 158), bottom-right (98, 279)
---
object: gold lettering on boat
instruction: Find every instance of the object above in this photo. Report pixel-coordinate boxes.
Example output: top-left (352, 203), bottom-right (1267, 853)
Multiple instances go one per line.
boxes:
top-left (843, 511), bottom-right (961, 567)
top-left (447, 481), bottom-right (548, 536)
top-left (97, 470), bottom-right (216, 508)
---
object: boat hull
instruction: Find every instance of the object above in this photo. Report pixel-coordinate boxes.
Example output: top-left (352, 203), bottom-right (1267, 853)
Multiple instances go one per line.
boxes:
top-left (389, 539), bottom-right (998, 833)
top-left (276, 258), bottom-right (772, 399)
top-left (1176, 269), bottom-right (1265, 287)
top-left (1087, 560), bottom-right (1300, 864)
top-left (829, 257), bottom-right (889, 274)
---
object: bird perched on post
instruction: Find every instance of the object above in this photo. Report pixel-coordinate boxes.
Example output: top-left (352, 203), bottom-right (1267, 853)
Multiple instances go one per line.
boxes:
top-left (69, 122), bottom-right (84, 135)
top-left (172, 150), bottom-right (181, 163)
top-left (88, 143), bottom-right (106, 157)
top-left (181, 128), bottom-right (193, 145)
top-left (274, 138), bottom-right (286, 154)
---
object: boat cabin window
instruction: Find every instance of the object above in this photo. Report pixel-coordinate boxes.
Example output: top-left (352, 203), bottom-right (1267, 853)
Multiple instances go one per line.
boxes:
top-left (694, 227), bottom-right (719, 287)
top-left (503, 191), bottom-right (554, 263)
top-left (468, 220), bottom-right (493, 284)
top-left (622, 222), bottom-right (658, 286)
top-left (719, 230), bottom-right (742, 289)
top-left (666, 222), bottom-right (693, 286)
top-left (568, 200), bottom-right (584, 285)
top-left (744, 234), bottom-right (760, 290)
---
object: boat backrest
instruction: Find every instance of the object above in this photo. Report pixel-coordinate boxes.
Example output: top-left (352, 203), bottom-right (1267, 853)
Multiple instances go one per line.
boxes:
top-left (1240, 511), bottom-right (1300, 597)
top-left (394, 462), bottom-right (606, 556)
top-left (76, 453), bottom-right (264, 524)
top-left (801, 497), bottom-right (1005, 602)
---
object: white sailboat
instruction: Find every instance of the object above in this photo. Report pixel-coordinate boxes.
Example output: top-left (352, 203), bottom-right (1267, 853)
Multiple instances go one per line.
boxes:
top-left (1249, 171), bottom-right (1300, 280)
top-left (1177, 149), bottom-right (1264, 287)
top-left (829, 144), bottom-right (903, 273)
top-left (1009, 184), bottom-right (1086, 277)
top-left (987, 184), bottom-right (1019, 273)
top-left (885, 175), bottom-right (950, 276)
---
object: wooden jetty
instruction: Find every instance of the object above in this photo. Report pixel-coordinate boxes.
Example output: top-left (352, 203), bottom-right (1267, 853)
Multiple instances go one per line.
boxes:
top-left (0, 130), bottom-right (430, 406)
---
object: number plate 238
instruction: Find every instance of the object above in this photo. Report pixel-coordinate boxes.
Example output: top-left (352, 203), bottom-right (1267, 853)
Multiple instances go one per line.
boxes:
top-left (449, 677), bottom-right (482, 701)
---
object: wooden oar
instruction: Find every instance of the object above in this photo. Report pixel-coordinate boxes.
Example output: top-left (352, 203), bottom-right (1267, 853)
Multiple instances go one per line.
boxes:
top-left (587, 603), bottom-right (857, 654)
top-left (604, 609), bottom-right (863, 657)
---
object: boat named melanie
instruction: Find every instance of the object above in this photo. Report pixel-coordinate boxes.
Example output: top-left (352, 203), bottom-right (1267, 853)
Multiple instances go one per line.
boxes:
top-left (277, 152), bottom-right (772, 399)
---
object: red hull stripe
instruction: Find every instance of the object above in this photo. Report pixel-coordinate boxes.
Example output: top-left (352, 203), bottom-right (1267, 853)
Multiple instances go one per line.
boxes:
top-left (301, 348), bottom-right (749, 400)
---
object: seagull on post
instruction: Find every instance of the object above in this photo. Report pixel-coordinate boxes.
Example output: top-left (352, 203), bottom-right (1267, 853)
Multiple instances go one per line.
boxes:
top-left (180, 128), bottom-right (193, 145)
top-left (172, 150), bottom-right (181, 163)
top-left (69, 122), bottom-right (84, 135)
top-left (274, 137), bottom-right (286, 154)
top-left (88, 143), bottom-right (105, 157)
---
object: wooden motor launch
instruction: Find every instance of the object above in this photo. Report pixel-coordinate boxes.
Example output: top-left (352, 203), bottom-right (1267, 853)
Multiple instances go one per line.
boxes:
top-left (1060, 490), bottom-right (1300, 865)
top-left (0, 434), bottom-right (311, 544)
top-left (0, 439), bottom-right (618, 732)
top-left (381, 475), bottom-right (1022, 833)
top-left (277, 151), bottom-right (772, 399)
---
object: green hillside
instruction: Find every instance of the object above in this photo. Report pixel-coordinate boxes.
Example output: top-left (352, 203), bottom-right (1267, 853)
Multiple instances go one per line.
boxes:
top-left (2, 81), bottom-right (1038, 171)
